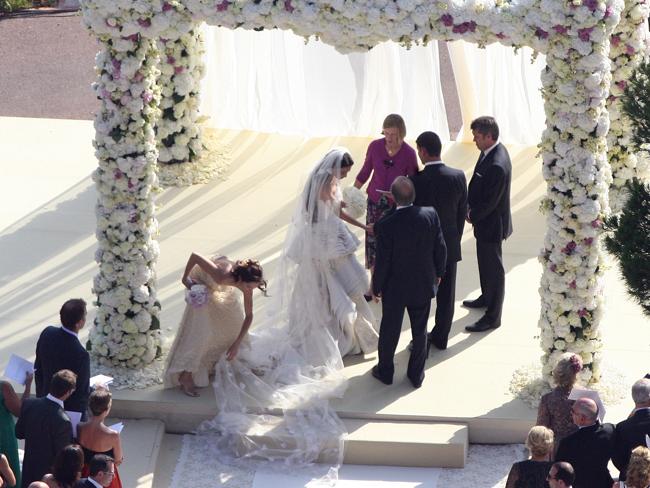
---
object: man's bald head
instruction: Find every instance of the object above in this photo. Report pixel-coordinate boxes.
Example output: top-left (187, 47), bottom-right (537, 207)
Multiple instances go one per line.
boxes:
top-left (391, 176), bottom-right (415, 206)
top-left (572, 397), bottom-right (599, 426)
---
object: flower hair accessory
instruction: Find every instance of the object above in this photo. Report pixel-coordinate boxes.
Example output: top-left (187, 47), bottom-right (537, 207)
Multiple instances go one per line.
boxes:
top-left (569, 354), bottom-right (583, 373)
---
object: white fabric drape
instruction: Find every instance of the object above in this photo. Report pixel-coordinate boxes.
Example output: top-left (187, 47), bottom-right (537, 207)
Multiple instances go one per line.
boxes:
top-left (447, 40), bottom-right (546, 145)
top-left (200, 25), bottom-right (450, 140)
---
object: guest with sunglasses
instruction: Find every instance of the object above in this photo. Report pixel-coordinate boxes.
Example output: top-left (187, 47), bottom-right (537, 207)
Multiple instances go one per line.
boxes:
top-left (354, 114), bottom-right (418, 296)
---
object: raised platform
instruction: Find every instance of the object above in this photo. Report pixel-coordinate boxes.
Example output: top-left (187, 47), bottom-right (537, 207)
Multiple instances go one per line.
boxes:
top-left (2, 117), bottom-right (649, 474)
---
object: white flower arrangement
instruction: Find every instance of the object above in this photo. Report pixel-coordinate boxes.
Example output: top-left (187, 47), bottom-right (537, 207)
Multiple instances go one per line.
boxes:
top-left (185, 284), bottom-right (209, 307)
top-left (78, 0), bottom-right (646, 390)
top-left (342, 186), bottom-right (366, 220)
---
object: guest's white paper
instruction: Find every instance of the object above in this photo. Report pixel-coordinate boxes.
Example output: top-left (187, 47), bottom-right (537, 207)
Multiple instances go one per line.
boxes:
top-left (646, 434), bottom-right (650, 448)
top-left (66, 410), bottom-right (82, 438)
top-left (568, 387), bottom-right (606, 421)
top-left (3, 354), bottom-right (33, 384)
top-left (90, 374), bottom-right (114, 389)
top-left (108, 421), bottom-right (124, 434)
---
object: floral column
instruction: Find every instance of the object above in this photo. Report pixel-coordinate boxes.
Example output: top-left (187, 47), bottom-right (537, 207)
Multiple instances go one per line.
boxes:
top-left (536, 3), bottom-right (620, 385)
top-left (89, 34), bottom-right (162, 368)
top-left (606, 0), bottom-right (650, 210)
top-left (156, 26), bottom-right (209, 186)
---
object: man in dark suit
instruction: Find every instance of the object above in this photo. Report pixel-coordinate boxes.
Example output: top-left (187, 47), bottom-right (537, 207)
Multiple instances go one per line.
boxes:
top-left (463, 116), bottom-right (513, 332)
top-left (371, 176), bottom-right (447, 388)
top-left (555, 397), bottom-right (615, 488)
top-left (15, 369), bottom-right (76, 488)
top-left (35, 298), bottom-right (90, 417)
top-left (75, 454), bottom-right (115, 488)
top-left (613, 377), bottom-right (650, 481)
top-left (411, 131), bottom-right (467, 349)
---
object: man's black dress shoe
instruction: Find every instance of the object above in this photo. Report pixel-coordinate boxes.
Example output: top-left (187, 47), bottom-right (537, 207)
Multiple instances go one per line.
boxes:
top-left (465, 321), bottom-right (500, 332)
top-left (462, 297), bottom-right (486, 308)
top-left (408, 376), bottom-right (423, 389)
top-left (371, 366), bottom-right (392, 385)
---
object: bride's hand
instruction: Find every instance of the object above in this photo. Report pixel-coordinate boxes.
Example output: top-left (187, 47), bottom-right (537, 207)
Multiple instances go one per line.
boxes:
top-left (226, 341), bottom-right (240, 361)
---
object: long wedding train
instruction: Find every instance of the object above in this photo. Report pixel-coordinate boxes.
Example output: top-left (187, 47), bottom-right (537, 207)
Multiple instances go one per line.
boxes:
top-left (0, 116), bottom-right (647, 485)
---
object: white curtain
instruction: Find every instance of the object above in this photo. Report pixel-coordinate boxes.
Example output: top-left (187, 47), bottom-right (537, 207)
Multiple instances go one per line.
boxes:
top-left (200, 27), bottom-right (546, 145)
top-left (200, 25), bottom-right (450, 140)
top-left (447, 40), bottom-right (546, 145)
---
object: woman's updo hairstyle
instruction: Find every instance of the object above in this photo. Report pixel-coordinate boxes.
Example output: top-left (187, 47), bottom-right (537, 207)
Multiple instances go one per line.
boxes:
top-left (89, 388), bottom-right (112, 417)
top-left (340, 152), bottom-right (354, 168)
top-left (552, 352), bottom-right (583, 389)
top-left (232, 259), bottom-right (268, 295)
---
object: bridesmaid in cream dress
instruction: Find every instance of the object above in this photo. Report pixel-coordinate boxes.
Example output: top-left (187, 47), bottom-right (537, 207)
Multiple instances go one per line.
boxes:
top-left (164, 253), bottom-right (267, 397)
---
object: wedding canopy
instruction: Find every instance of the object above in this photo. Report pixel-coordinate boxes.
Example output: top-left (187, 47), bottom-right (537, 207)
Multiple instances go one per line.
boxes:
top-left (79, 0), bottom-right (649, 388)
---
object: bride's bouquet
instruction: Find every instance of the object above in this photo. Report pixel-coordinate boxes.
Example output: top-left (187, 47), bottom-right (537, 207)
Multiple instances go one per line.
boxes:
top-left (185, 284), bottom-right (209, 308)
top-left (342, 186), bottom-right (366, 219)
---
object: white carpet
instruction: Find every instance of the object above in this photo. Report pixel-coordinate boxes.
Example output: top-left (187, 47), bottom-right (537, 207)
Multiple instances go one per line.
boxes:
top-left (170, 434), bottom-right (525, 488)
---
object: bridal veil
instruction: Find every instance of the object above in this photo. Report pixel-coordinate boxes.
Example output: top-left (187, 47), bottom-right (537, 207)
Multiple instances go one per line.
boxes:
top-left (200, 148), bottom-right (359, 477)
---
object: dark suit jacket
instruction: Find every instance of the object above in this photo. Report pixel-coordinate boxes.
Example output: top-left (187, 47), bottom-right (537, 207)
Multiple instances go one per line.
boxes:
top-left (411, 162), bottom-right (467, 262)
top-left (15, 397), bottom-right (73, 488)
top-left (372, 205), bottom-right (447, 304)
top-left (35, 325), bottom-right (90, 415)
top-left (467, 143), bottom-right (512, 243)
top-left (612, 408), bottom-right (650, 480)
top-left (555, 421), bottom-right (615, 488)
top-left (74, 480), bottom-right (96, 488)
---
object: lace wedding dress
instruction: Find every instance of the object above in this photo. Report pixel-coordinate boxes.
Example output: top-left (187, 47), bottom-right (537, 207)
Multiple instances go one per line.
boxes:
top-left (164, 262), bottom-right (245, 388)
top-left (198, 148), bottom-right (377, 478)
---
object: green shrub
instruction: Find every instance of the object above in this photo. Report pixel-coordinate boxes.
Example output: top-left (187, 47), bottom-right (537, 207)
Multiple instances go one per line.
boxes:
top-left (604, 179), bottom-right (650, 318)
top-left (1, 0), bottom-right (34, 13)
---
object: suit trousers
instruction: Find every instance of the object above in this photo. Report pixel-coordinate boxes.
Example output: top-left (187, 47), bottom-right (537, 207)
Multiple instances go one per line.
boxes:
top-left (377, 297), bottom-right (431, 385)
top-left (430, 260), bottom-right (457, 348)
top-left (476, 239), bottom-right (504, 326)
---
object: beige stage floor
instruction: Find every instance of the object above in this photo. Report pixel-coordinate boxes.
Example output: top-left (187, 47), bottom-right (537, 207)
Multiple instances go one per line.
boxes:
top-left (1, 116), bottom-right (648, 444)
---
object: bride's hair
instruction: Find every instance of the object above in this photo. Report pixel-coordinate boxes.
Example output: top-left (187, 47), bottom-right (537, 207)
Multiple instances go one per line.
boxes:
top-left (232, 259), bottom-right (268, 295)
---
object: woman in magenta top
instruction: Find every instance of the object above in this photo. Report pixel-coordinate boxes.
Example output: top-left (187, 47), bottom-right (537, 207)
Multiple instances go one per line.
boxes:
top-left (354, 114), bottom-right (418, 273)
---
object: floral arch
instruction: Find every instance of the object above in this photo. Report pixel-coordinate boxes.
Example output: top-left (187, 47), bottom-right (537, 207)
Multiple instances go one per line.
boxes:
top-left (81, 0), bottom-right (649, 387)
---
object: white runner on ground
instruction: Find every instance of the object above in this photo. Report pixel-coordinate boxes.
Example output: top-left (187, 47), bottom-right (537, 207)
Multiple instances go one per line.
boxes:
top-left (171, 434), bottom-right (525, 487)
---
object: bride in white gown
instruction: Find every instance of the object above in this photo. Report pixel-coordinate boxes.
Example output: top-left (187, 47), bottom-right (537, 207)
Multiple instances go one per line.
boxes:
top-left (199, 148), bottom-right (378, 474)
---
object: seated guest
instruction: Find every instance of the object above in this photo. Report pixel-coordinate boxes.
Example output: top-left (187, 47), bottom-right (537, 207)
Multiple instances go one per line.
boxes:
top-left (505, 425), bottom-right (554, 487)
top-left (555, 397), bottom-right (614, 488)
top-left (537, 353), bottom-right (582, 453)
top-left (1, 453), bottom-right (16, 488)
top-left (26, 484), bottom-right (48, 488)
top-left (77, 390), bottom-right (122, 488)
top-left (1, 372), bottom-right (32, 487)
top-left (42, 445), bottom-right (84, 488)
top-left (35, 299), bottom-right (90, 419)
top-left (15, 370), bottom-right (76, 488)
top-left (546, 462), bottom-right (575, 488)
top-left (613, 378), bottom-right (650, 481)
top-left (75, 455), bottom-right (115, 488)
top-left (614, 446), bottom-right (650, 488)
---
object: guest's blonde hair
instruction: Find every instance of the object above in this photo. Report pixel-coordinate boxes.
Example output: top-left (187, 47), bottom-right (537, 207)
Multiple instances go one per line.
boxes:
top-left (552, 353), bottom-right (583, 388)
top-left (525, 426), bottom-right (554, 458)
top-left (627, 446), bottom-right (650, 488)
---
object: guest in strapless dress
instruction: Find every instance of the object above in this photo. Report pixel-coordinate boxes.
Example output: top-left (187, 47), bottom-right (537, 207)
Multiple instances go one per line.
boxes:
top-left (0, 372), bottom-right (32, 488)
top-left (164, 254), bottom-right (267, 397)
top-left (537, 353), bottom-right (583, 453)
top-left (77, 389), bottom-right (122, 488)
